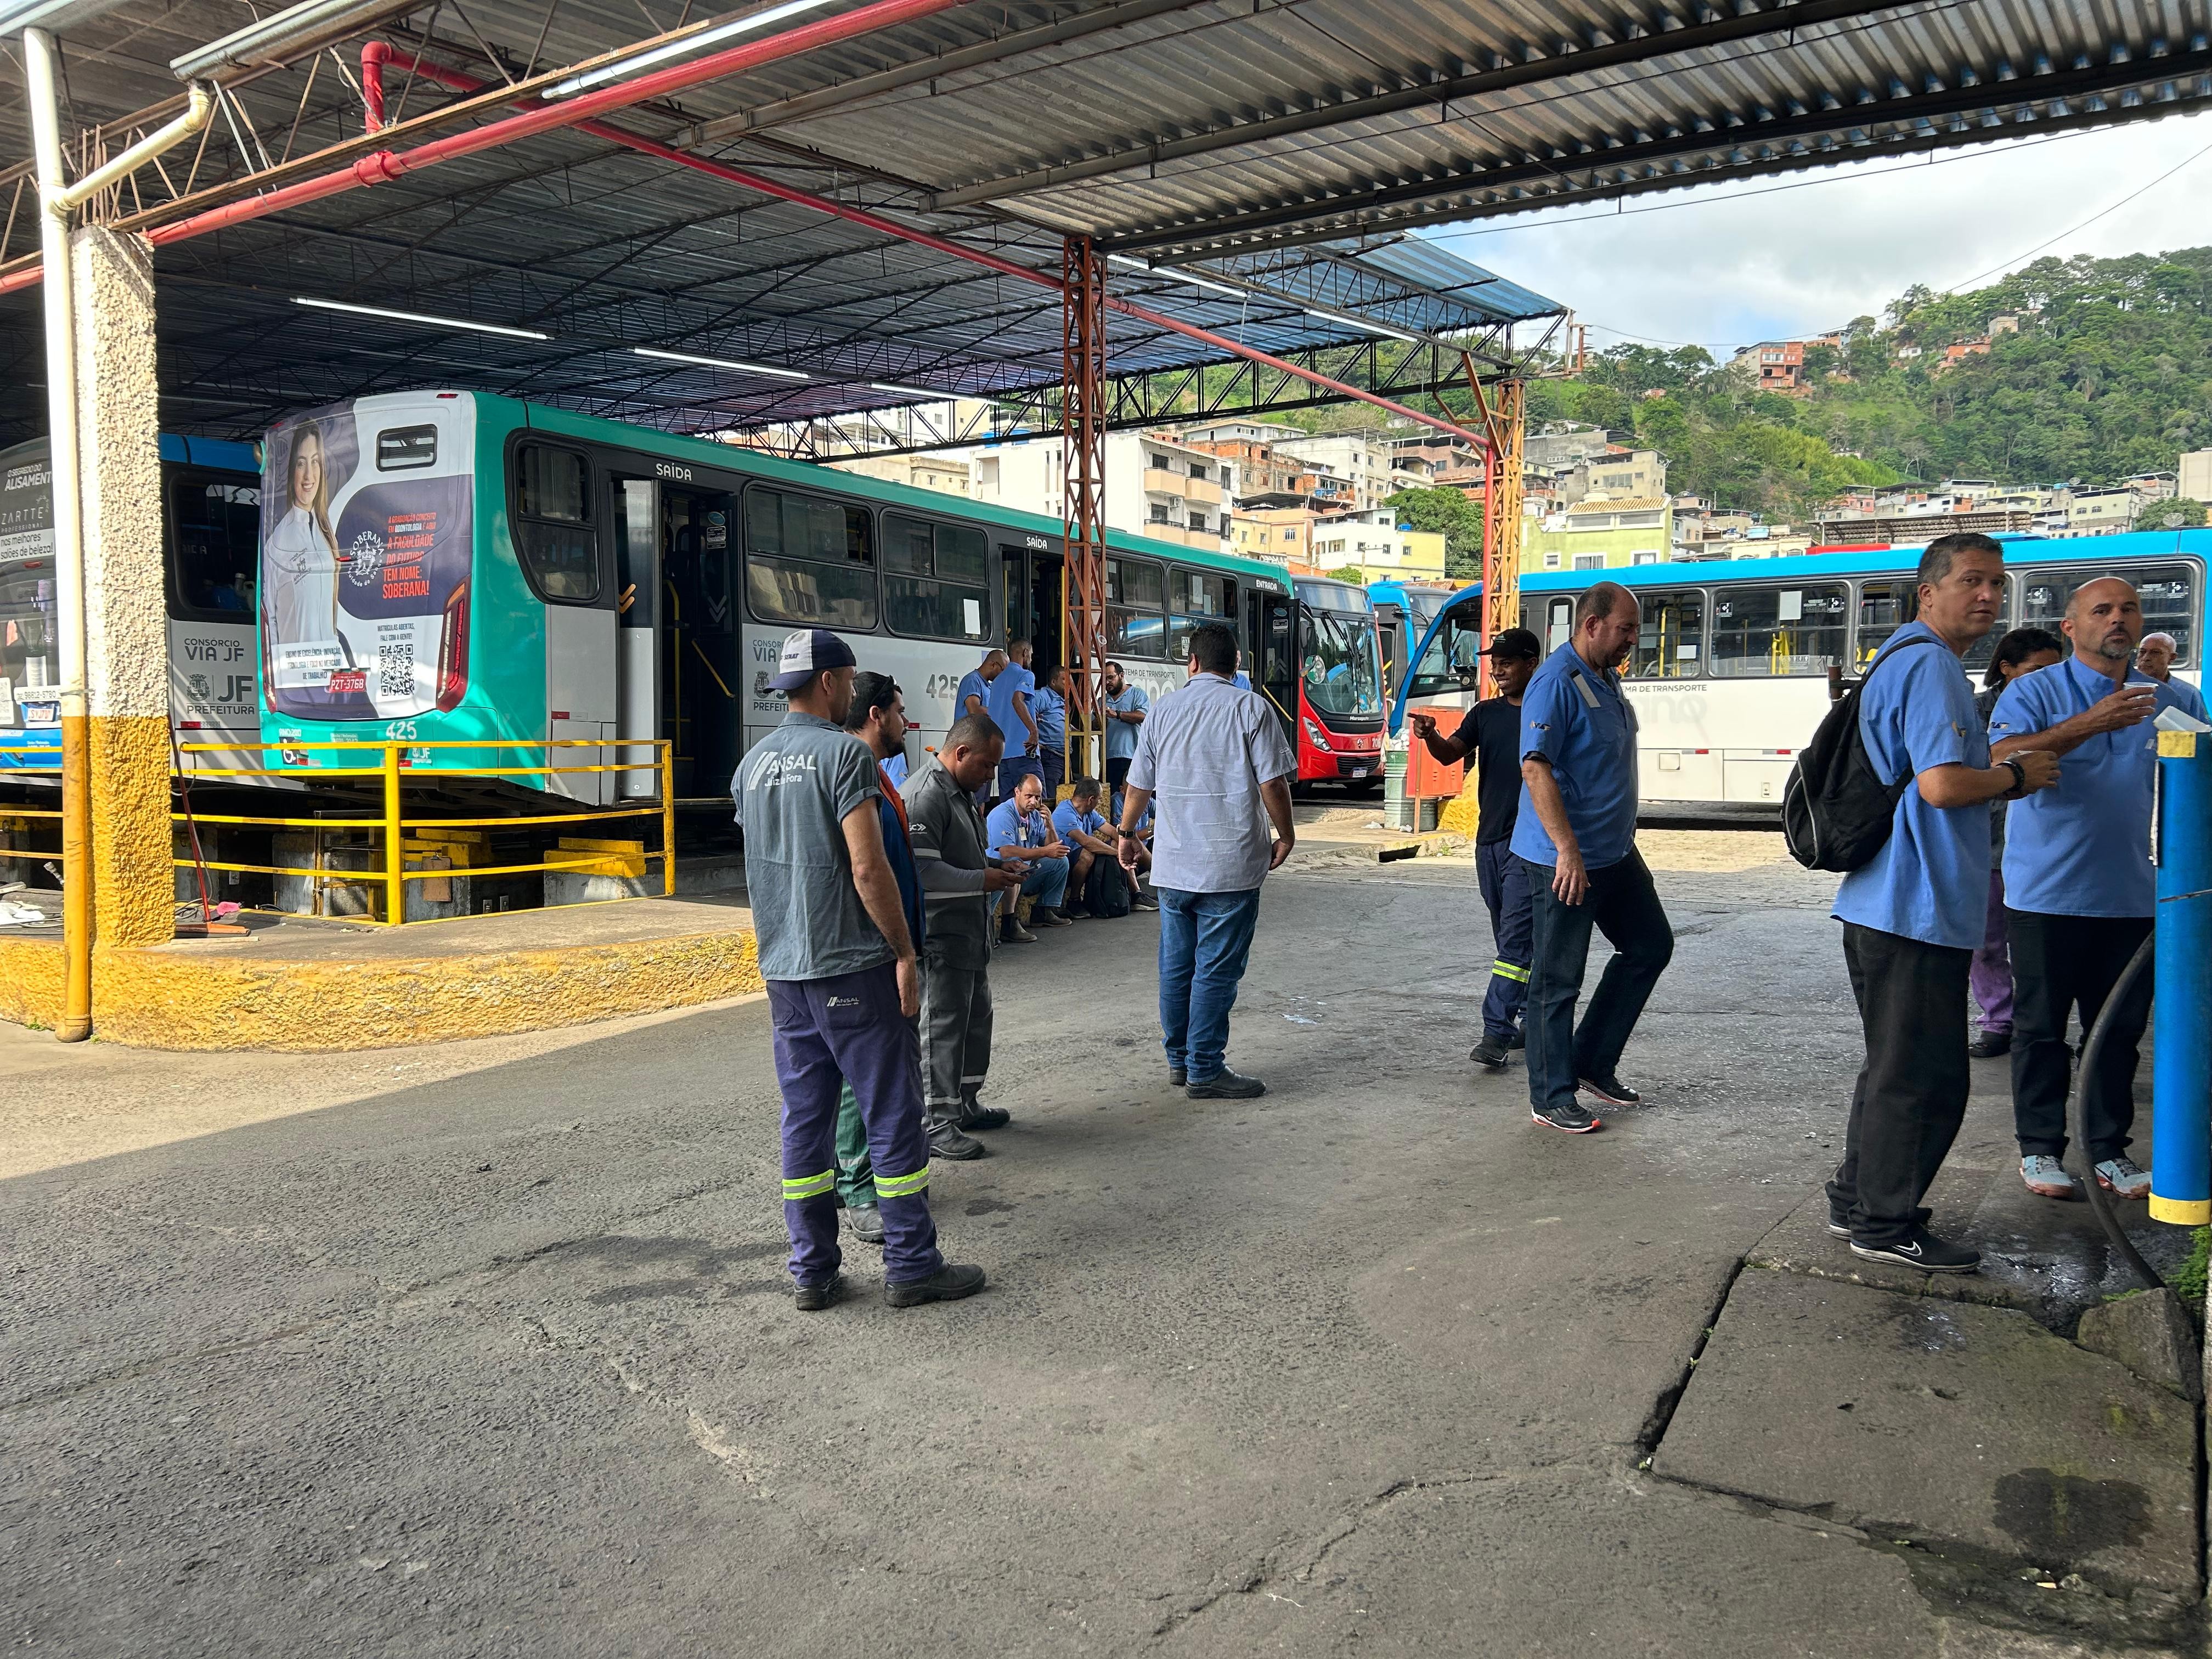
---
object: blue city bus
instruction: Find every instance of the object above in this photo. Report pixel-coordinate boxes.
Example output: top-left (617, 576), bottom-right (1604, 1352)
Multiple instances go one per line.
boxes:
top-left (1389, 533), bottom-right (2206, 807)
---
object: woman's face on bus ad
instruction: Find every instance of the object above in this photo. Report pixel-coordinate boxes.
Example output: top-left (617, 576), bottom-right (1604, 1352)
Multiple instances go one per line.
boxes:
top-left (290, 431), bottom-right (323, 509)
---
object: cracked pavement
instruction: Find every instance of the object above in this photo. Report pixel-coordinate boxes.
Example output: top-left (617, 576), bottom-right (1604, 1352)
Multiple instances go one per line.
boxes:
top-left (0, 830), bottom-right (2153, 1656)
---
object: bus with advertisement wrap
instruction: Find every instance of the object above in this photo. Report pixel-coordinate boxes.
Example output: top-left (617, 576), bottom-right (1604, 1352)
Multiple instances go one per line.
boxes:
top-left (255, 390), bottom-right (1306, 804)
top-left (0, 433), bottom-right (262, 775)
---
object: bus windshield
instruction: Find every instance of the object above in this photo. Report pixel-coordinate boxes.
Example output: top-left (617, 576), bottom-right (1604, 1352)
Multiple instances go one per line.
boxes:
top-left (1301, 605), bottom-right (1383, 718)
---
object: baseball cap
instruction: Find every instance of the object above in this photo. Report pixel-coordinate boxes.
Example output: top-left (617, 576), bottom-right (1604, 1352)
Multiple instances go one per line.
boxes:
top-left (1480, 627), bottom-right (1542, 661)
top-left (765, 628), bottom-right (859, 691)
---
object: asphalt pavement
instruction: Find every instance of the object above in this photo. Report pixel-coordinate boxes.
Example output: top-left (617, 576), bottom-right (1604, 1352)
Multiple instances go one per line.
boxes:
top-left (0, 829), bottom-right (2188, 1656)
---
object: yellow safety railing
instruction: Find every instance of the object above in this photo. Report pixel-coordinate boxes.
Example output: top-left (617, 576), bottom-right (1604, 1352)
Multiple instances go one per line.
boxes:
top-left (172, 738), bottom-right (679, 926)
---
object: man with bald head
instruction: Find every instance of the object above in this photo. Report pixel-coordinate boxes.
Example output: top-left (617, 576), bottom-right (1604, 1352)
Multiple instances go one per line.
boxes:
top-left (1991, 576), bottom-right (2190, 1203)
top-left (2135, 631), bottom-right (2209, 724)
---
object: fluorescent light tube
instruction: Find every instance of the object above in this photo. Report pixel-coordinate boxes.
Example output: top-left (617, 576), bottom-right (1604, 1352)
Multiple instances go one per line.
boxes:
top-left (868, 382), bottom-right (945, 399)
top-left (545, 0), bottom-right (840, 97)
top-left (633, 346), bottom-right (808, 380)
top-left (292, 295), bottom-right (549, 339)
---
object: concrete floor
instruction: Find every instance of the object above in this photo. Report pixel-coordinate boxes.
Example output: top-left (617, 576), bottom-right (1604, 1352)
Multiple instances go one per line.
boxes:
top-left (0, 828), bottom-right (2191, 1657)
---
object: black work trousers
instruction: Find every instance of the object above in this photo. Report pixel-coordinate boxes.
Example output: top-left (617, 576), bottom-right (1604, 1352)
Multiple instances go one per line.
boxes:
top-left (1826, 923), bottom-right (1970, 1244)
top-left (2007, 909), bottom-right (2153, 1164)
top-left (1520, 848), bottom-right (1674, 1113)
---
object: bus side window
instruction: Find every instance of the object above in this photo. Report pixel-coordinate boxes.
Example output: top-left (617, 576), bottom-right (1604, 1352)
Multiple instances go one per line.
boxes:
top-left (1632, 591), bottom-right (1704, 678)
top-left (1166, 567), bottom-right (1229, 663)
top-left (1711, 583), bottom-right (1846, 676)
top-left (167, 475), bottom-right (261, 622)
top-left (2024, 562), bottom-right (2197, 670)
top-left (1105, 556), bottom-right (1165, 658)
top-left (744, 486), bottom-right (877, 631)
top-left (511, 445), bottom-right (601, 604)
top-left (1854, 579), bottom-right (1919, 669)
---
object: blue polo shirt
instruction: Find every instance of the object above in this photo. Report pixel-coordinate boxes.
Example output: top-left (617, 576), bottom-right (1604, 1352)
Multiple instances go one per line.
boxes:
top-left (955, 667), bottom-right (991, 724)
top-left (1051, 799), bottom-right (1104, 843)
top-left (1990, 654), bottom-right (2182, 918)
top-left (984, 797), bottom-right (1053, 861)
top-left (985, 663), bottom-right (1037, 752)
top-left (1510, 641), bottom-right (1639, 870)
top-left (2163, 675), bottom-right (2208, 725)
top-left (1103, 684), bottom-right (1149, 761)
top-left (1033, 684), bottom-right (1067, 751)
top-left (1832, 623), bottom-right (1988, 950)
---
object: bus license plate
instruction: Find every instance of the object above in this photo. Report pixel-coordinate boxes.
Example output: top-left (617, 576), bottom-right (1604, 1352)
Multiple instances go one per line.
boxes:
top-left (1347, 765), bottom-right (1369, 778)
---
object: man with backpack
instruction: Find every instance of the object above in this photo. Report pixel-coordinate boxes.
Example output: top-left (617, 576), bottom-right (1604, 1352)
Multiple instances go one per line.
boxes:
top-left (1821, 534), bottom-right (2059, 1274)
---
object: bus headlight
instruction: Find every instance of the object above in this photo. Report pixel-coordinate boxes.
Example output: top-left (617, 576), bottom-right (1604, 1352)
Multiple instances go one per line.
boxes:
top-left (1301, 716), bottom-right (1332, 752)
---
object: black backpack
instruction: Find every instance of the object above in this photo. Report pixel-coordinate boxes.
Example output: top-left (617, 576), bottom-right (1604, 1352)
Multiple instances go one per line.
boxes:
top-left (1782, 638), bottom-right (1945, 872)
top-left (1086, 849), bottom-right (1133, 918)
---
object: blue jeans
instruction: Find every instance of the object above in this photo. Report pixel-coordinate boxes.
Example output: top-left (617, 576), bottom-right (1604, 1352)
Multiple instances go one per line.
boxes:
top-left (991, 856), bottom-right (1068, 922)
top-left (996, 754), bottom-right (1043, 801)
top-left (1157, 887), bottom-right (1263, 1083)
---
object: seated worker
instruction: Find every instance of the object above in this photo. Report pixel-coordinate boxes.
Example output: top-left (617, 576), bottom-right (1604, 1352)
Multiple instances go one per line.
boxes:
top-left (1116, 790), bottom-right (1159, 911)
top-left (983, 771), bottom-right (1071, 942)
top-left (1051, 775), bottom-right (1117, 918)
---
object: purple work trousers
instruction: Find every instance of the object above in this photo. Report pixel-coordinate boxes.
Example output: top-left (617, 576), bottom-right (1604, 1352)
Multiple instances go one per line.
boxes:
top-left (767, 963), bottom-right (943, 1288)
top-left (1968, 867), bottom-right (2012, 1036)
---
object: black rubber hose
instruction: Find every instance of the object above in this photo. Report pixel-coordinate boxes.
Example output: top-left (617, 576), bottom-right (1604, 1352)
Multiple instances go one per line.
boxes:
top-left (2069, 933), bottom-right (2163, 1291)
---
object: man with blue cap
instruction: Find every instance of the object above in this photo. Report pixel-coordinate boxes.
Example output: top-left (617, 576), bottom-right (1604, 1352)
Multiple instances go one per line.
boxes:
top-left (733, 629), bottom-right (985, 1311)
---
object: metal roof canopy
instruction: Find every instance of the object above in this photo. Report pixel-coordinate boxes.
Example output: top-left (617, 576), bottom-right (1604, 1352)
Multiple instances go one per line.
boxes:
top-left (0, 0), bottom-right (2199, 446)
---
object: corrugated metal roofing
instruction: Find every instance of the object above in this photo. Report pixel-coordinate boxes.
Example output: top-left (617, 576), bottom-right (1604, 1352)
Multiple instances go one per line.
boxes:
top-left (0, 0), bottom-right (2193, 442)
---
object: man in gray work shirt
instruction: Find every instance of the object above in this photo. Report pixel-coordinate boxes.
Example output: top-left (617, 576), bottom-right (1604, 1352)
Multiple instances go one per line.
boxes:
top-left (1118, 620), bottom-right (1298, 1099)
top-left (904, 714), bottom-right (1023, 1160)
top-left (733, 629), bottom-right (985, 1312)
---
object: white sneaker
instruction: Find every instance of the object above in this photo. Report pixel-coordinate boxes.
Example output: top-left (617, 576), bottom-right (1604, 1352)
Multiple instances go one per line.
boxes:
top-left (2095, 1156), bottom-right (2152, 1199)
top-left (2019, 1154), bottom-right (2080, 1199)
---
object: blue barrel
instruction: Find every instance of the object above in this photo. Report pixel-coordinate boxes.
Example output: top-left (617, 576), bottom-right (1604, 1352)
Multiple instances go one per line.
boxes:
top-left (2152, 730), bottom-right (2212, 1225)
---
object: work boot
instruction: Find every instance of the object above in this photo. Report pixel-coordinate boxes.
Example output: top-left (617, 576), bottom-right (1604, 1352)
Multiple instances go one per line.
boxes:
top-left (1968, 1029), bottom-right (2011, 1059)
top-left (1470, 1035), bottom-right (1510, 1070)
top-left (956, 1087), bottom-right (1010, 1131)
top-left (793, 1274), bottom-right (845, 1312)
top-left (1187, 1069), bottom-right (1266, 1099)
top-left (842, 1204), bottom-right (885, 1245)
top-left (1000, 913), bottom-right (1037, 944)
top-left (885, 1263), bottom-right (988, 1307)
top-left (1030, 905), bottom-right (1073, 928)
top-left (928, 1115), bottom-right (989, 1160)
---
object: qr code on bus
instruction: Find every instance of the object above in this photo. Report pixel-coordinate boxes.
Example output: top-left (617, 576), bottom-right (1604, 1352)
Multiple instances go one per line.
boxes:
top-left (378, 639), bottom-right (415, 699)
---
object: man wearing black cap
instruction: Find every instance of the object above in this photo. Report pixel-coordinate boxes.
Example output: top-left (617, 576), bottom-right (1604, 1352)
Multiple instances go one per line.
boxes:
top-left (733, 628), bottom-right (985, 1312)
top-left (1408, 626), bottom-right (1543, 1070)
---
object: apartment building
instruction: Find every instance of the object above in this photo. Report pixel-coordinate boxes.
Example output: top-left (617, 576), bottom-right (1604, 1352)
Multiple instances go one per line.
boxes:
top-left (966, 430), bottom-right (1233, 551)
top-left (1231, 506), bottom-right (1318, 565)
top-left (1521, 496), bottom-right (1674, 573)
top-left (2181, 448), bottom-right (2212, 501)
top-left (2064, 487), bottom-right (2137, 537)
top-left (1561, 447), bottom-right (1666, 506)
top-left (1266, 432), bottom-right (1396, 511)
top-left (1308, 508), bottom-right (1447, 582)
top-left (1735, 341), bottom-right (1806, 393)
top-left (1179, 432), bottom-right (1299, 498)
top-left (828, 452), bottom-right (970, 496)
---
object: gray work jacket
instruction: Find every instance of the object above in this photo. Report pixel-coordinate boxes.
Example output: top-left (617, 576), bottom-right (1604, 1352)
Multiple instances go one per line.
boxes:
top-left (904, 754), bottom-right (995, 970)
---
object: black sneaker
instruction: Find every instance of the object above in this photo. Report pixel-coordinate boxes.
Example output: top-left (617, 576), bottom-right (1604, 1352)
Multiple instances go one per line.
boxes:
top-left (1532, 1101), bottom-right (1603, 1133)
top-left (1168, 1068), bottom-right (1186, 1087)
top-left (1507, 1028), bottom-right (1526, 1051)
top-left (1470, 1036), bottom-right (1510, 1070)
top-left (1187, 1069), bottom-right (1267, 1099)
top-left (1130, 891), bottom-right (1159, 912)
top-left (1000, 915), bottom-right (1037, 944)
top-left (1578, 1073), bottom-right (1642, 1107)
top-left (793, 1274), bottom-right (845, 1311)
top-left (1967, 1030), bottom-right (2011, 1059)
top-left (928, 1121), bottom-right (989, 1160)
top-left (1062, 904), bottom-right (1092, 921)
top-left (1849, 1227), bottom-right (1980, 1274)
top-left (842, 1205), bottom-right (884, 1246)
top-left (885, 1263), bottom-right (988, 1307)
top-left (1031, 905), bottom-right (1073, 929)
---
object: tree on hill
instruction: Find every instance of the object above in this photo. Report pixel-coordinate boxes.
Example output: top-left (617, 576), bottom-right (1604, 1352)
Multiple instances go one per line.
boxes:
top-left (1386, 485), bottom-right (1486, 580)
top-left (2138, 497), bottom-right (2208, 531)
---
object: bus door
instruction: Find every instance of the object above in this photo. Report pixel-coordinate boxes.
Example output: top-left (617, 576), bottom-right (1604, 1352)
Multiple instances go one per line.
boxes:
top-left (612, 478), bottom-right (659, 798)
top-left (1001, 540), bottom-right (1064, 675)
top-left (658, 486), bottom-right (738, 798)
top-left (1374, 600), bottom-right (1408, 698)
top-left (1249, 587), bottom-right (1296, 743)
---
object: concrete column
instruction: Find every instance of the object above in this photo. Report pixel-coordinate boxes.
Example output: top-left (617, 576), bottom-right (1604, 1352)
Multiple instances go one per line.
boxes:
top-left (70, 225), bottom-right (171, 950)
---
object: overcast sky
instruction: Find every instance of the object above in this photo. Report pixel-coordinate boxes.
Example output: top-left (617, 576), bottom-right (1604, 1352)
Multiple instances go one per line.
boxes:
top-left (1421, 107), bottom-right (2212, 356)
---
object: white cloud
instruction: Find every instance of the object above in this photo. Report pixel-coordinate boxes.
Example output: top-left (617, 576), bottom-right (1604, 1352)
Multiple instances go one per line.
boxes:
top-left (1424, 108), bottom-right (2212, 353)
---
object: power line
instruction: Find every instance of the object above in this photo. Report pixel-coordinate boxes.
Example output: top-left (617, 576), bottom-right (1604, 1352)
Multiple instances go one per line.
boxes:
top-left (1945, 133), bottom-right (2212, 289)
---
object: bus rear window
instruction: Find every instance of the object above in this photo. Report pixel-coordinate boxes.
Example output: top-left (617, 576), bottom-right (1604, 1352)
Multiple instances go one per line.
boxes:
top-left (168, 476), bottom-right (261, 622)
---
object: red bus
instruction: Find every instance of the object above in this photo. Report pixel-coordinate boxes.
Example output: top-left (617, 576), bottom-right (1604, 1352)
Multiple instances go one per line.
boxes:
top-left (1283, 576), bottom-right (1384, 788)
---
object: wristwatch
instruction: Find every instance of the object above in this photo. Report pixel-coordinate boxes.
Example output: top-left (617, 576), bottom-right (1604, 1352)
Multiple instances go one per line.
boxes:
top-left (2002, 757), bottom-right (2027, 798)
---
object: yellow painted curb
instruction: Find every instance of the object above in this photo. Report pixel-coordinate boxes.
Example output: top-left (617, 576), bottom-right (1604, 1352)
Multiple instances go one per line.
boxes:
top-left (0, 927), bottom-right (762, 1051)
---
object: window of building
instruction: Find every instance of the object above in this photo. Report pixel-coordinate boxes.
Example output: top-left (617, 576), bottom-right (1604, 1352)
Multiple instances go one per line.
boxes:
top-left (1188, 513), bottom-right (1209, 533)
top-left (881, 514), bottom-right (989, 641)
top-left (1149, 504), bottom-right (1171, 524)
top-left (1189, 462), bottom-right (1209, 482)
top-left (511, 444), bottom-right (601, 603)
top-left (1710, 582), bottom-right (1847, 675)
top-left (1543, 550), bottom-right (1561, 569)
top-left (2024, 562), bottom-right (2197, 667)
top-left (975, 456), bottom-right (1000, 492)
top-left (167, 475), bottom-right (263, 622)
top-left (743, 486), bottom-right (876, 630)
top-left (1105, 555), bottom-right (1166, 657)
top-left (1572, 552), bottom-right (1607, 571)
top-left (1630, 590), bottom-right (1705, 678)
top-left (1630, 550), bottom-right (1661, 566)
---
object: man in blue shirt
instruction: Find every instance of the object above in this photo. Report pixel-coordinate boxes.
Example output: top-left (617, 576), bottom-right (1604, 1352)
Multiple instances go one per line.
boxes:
top-left (1513, 582), bottom-right (1673, 1135)
top-left (953, 648), bottom-right (1005, 803)
top-left (1827, 535), bottom-right (2060, 1274)
top-left (985, 640), bottom-right (1042, 804)
top-left (1101, 659), bottom-right (1150, 798)
top-left (1050, 774), bottom-right (1116, 917)
top-left (984, 771), bottom-right (1070, 941)
top-left (1034, 663), bottom-right (1071, 804)
top-left (2135, 631), bottom-right (2209, 723)
top-left (1991, 577), bottom-right (2178, 1204)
